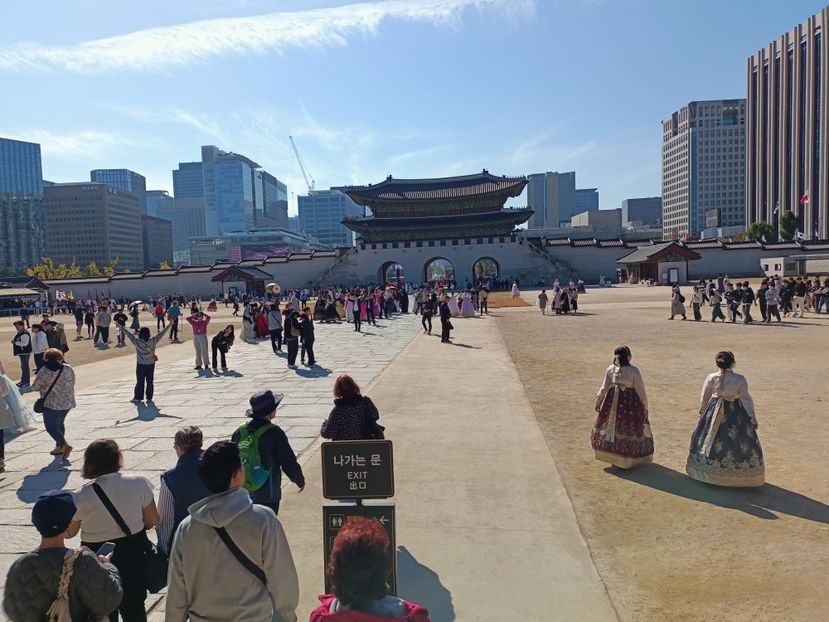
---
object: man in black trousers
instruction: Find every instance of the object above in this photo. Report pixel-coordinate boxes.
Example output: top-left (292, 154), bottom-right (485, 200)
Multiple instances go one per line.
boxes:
top-left (439, 298), bottom-right (452, 343)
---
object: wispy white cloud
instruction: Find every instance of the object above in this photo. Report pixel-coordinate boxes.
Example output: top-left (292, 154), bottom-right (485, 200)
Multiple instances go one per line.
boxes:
top-left (108, 105), bottom-right (230, 143)
top-left (0, 0), bottom-right (534, 74)
top-left (386, 144), bottom-right (453, 168)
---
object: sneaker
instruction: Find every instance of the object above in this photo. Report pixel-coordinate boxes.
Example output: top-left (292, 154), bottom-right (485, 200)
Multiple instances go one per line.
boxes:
top-left (194, 366), bottom-right (202, 370)
top-left (130, 399), bottom-right (142, 404)
top-left (212, 367), bottom-right (218, 372)
top-left (288, 364), bottom-right (297, 369)
top-left (146, 400), bottom-right (155, 406)
top-left (62, 445), bottom-right (73, 460)
top-left (49, 447), bottom-right (64, 455)
top-left (221, 367), bottom-right (227, 371)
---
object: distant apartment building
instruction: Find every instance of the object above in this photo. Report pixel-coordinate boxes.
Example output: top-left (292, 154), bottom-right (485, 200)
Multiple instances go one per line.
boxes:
top-left (747, 6), bottom-right (829, 238)
top-left (662, 99), bottom-right (746, 238)
top-left (298, 189), bottom-right (363, 248)
top-left (526, 172), bottom-right (597, 228)
top-left (621, 197), bottom-right (662, 226)
top-left (43, 183), bottom-right (144, 270)
top-left (156, 196), bottom-right (206, 265)
top-left (141, 215), bottom-right (173, 268)
top-left (0, 137), bottom-right (44, 271)
top-left (189, 228), bottom-right (329, 265)
top-left (90, 169), bottom-right (147, 213)
top-left (145, 190), bottom-right (171, 217)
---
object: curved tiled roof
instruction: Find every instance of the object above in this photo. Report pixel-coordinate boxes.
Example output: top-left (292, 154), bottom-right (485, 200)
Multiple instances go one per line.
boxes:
top-left (343, 208), bottom-right (533, 230)
top-left (337, 171), bottom-right (527, 203)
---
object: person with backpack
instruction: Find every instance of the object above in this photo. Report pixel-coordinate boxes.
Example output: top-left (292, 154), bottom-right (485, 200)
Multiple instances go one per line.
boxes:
top-left (231, 391), bottom-right (305, 515)
top-left (284, 306), bottom-right (301, 370)
top-left (3, 491), bottom-right (123, 622)
top-left (165, 441), bottom-right (299, 622)
top-left (299, 309), bottom-right (315, 367)
top-left (669, 287), bottom-right (686, 320)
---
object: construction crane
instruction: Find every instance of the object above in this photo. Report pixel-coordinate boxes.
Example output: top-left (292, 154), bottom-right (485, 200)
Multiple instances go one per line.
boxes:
top-left (289, 135), bottom-right (315, 195)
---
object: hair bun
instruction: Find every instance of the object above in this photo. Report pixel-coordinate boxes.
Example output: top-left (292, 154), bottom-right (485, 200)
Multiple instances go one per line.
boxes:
top-left (715, 350), bottom-right (735, 370)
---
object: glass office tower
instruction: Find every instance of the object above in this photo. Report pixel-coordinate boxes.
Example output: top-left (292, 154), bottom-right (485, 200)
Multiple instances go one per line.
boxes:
top-left (0, 137), bottom-right (44, 271)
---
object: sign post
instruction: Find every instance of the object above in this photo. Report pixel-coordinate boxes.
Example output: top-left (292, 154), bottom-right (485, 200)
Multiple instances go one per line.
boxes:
top-left (322, 502), bottom-right (396, 595)
top-left (321, 440), bottom-right (394, 500)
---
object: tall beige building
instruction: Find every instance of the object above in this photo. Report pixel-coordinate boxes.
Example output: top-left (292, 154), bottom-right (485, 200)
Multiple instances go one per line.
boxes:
top-left (662, 100), bottom-right (746, 238)
top-left (43, 183), bottom-right (144, 270)
top-left (746, 6), bottom-right (828, 238)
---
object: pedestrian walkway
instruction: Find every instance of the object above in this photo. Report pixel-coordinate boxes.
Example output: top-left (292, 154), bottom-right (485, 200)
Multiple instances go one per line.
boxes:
top-left (0, 315), bottom-right (420, 614)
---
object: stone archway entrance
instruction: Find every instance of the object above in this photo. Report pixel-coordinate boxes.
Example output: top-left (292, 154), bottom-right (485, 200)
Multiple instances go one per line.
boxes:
top-left (473, 257), bottom-right (500, 285)
top-left (424, 257), bottom-right (455, 285)
top-left (378, 261), bottom-right (405, 285)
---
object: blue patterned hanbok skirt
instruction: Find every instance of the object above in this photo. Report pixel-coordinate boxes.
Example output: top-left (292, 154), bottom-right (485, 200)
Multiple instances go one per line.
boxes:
top-left (686, 398), bottom-right (764, 487)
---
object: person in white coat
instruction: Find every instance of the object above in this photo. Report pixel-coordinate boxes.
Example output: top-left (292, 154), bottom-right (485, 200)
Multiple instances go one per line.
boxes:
top-left (30, 324), bottom-right (49, 372)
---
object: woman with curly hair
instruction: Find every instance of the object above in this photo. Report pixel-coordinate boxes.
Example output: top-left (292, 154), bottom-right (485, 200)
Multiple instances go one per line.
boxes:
top-left (310, 517), bottom-right (431, 621)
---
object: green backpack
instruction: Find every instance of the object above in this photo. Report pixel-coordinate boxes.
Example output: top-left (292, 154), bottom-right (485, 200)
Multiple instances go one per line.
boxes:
top-left (236, 422), bottom-right (274, 492)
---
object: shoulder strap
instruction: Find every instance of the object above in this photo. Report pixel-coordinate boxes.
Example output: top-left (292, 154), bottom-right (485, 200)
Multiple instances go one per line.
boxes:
top-left (42, 367), bottom-right (64, 402)
top-left (252, 422), bottom-right (275, 442)
top-left (91, 483), bottom-right (133, 538)
top-left (214, 526), bottom-right (266, 584)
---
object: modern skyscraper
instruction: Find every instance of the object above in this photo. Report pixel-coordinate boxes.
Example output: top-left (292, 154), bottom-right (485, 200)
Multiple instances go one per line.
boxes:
top-left (172, 162), bottom-right (204, 198)
top-left (43, 183), bottom-right (144, 270)
top-left (746, 6), bottom-right (828, 238)
top-left (155, 196), bottom-right (207, 265)
top-left (662, 100), bottom-right (746, 238)
top-left (141, 214), bottom-right (173, 268)
top-left (621, 197), bottom-right (662, 226)
top-left (90, 169), bottom-right (147, 213)
top-left (145, 190), bottom-right (171, 218)
top-left (0, 137), bottom-right (44, 271)
top-left (258, 170), bottom-right (289, 229)
top-left (298, 189), bottom-right (363, 248)
top-left (526, 171), bottom-right (596, 229)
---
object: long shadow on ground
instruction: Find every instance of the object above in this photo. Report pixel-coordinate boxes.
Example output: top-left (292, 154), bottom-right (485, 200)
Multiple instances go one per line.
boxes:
top-left (396, 546), bottom-right (455, 622)
top-left (17, 463), bottom-right (70, 503)
top-left (607, 463), bottom-right (829, 523)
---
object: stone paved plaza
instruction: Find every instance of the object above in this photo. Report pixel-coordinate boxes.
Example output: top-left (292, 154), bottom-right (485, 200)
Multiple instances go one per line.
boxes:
top-left (0, 314), bottom-right (421, 616)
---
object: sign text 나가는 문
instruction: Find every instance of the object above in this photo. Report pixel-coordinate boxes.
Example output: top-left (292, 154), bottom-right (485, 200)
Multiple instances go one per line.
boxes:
top-left (321, 440), bottom-right (394, 500)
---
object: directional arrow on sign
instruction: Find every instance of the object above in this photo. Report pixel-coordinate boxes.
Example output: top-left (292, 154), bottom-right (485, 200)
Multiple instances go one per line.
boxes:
top-left (379, 516), bottom-right (389, 525)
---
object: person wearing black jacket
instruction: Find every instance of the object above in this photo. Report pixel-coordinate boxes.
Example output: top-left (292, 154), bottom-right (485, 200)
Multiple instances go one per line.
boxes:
top-left (231, 391), bottom-right (304, 515)
top-left (211, 325), bottom-right (235, 372)
top-left (299, 310), bottom-right (315, 367)
top-left (439, 298), bottom-right (452, 343)
top-left (421, 295), bottom-right (433, 334)
top-left (321, 375), bottom-right (383, 441)
top-left (283, 307), bottom-right (300, 369)
top-left (741, 281), bottom-right (755, 323)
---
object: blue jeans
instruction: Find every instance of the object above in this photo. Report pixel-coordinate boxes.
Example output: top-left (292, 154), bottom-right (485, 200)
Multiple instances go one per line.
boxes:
top-left (18, 354), bottom-right (30, 385)
top-left (42, 408), bottom-right (69, 447)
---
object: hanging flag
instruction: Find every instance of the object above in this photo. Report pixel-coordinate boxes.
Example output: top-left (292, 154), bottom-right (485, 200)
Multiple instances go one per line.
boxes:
top-left (761, 234), bottom-right (767, 243)
top-left (778, 233), bottom-right (784, 242)
top-left (815, 227), bottom-right (820, 240)
top-left (800, 193), bottom-right (809, 205)
top-left (795, 228), bottom-right (807, 241)
top-left (773, 199), bottom-right (780, 214)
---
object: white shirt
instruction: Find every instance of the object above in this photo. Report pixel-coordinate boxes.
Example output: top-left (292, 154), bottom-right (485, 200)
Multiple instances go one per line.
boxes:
top-left (595, 364), bottom-right (649, 411)
top-left (31, 331), bottom-right (49, 354)
top-left (699, 369), bottom-right (755, 419)
top-left (74, 472), bottom-right (154, 542)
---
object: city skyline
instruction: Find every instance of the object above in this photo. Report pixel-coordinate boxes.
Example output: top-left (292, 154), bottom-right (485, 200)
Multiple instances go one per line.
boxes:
top-left (1, 0), bottom-right (826, 216)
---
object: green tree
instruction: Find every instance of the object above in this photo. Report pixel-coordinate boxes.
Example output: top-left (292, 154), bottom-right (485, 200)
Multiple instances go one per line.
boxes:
top-left (745, 222), bottom-right (774, 241)
top-left (780, 211), bottom-right (798, 241)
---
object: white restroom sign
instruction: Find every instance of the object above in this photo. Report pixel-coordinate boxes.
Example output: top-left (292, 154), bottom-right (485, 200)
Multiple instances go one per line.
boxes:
top-left (321, 440), bottom-right (394, 500)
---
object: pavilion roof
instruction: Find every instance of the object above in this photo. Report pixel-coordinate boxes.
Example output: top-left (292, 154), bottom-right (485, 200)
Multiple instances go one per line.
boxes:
top-left (211, 266), bottom-right (272, 282)
top-left (616, 241), bottom-right (702, 264)
top-left (342, 208), bottom-right (533, 230)
top-left (337, 171), bottom-right (527, 204)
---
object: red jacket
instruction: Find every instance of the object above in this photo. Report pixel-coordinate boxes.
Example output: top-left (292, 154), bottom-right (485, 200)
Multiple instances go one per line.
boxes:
top-left (309, 595), bottom-right (431, 622)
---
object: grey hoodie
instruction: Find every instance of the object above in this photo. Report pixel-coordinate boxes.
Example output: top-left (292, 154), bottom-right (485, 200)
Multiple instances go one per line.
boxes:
top-left (165, 487), bottom-right (299, 622)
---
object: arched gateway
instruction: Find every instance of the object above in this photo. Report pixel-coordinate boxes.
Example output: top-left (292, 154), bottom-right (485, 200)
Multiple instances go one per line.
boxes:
top-left (378, 261), bottom-right (405, 285)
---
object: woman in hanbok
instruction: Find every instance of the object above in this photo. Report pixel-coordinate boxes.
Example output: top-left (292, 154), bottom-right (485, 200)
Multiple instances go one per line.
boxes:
top-left (255, 308), bottom-right (269, 339)
top-left (591, 346), bottom-right (654, 468)
top-left (511, 281), bottom-right (520, 298)
top-left (447, 294), bottom-right (460, 317)
top-left (0, 360), bottom-right (37, 471)
top-left (460, 293), bottom-right (475, 317)
top-left (345, 295), bottom-right (355, 324)
top-left (241, 302), bottom-right (256, 343)
top-left (686, 351), bottom-right (764, 487)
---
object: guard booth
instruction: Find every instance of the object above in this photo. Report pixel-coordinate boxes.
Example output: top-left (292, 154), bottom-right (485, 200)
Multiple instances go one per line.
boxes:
top-left (615, 241), bottom-right (701, 285)
top-left (210, 266), bottom-right (271, 297)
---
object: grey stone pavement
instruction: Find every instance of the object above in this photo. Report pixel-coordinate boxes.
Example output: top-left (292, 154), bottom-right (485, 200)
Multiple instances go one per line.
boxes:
top-left (0, 314), bottom-right (420, 617)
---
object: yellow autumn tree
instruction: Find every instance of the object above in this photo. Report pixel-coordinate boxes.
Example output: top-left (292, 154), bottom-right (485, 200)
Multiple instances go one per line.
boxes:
top-left (85, 262), bottom-right (102, 277)
top-left (159, 260), bottom-right (172, 270)
top-left (67, 259), bottom-right (82, 278)
top-left (103, 257), bottom-right (120, 277)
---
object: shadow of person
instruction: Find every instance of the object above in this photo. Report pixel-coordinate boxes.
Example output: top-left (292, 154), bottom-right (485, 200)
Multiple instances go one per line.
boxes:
top-left (117, 403), bottom-right (183, 425)
top-left (396, 546), bottom-right (455, 622)
top-left (221, 370), bottom-right (244, 377)
top-left (606, 463), bottom-right (829, 523)
top-left (295, 366), bottom-right (332, 378)
top-left (450, 343), bottom-right (481, 349)
top-left (16, 463), bottom-right (70, 503)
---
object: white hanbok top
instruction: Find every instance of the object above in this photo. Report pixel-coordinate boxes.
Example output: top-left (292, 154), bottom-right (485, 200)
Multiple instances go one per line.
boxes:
top-left (595, 364), bottom-right (648, 412)
top-left (699, 370), bottom-right (755, 419)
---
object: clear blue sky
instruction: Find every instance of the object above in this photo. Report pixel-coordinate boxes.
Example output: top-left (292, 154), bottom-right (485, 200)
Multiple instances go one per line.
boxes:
top-left (0, 0), bottom-right (825, 215)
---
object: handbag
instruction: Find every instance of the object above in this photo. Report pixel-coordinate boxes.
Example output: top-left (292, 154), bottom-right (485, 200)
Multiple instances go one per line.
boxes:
top-left (92, 483), bottom-right (168, 594)
top-left (34, 366), bottom-right (63, 414)
top-left (214, 526), bottom-right (266, 584)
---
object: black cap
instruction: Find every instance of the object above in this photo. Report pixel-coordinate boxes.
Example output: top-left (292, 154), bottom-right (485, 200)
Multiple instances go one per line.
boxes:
top-left (31, 491), bottom-right (76, 537)
top-left (245, 390), bottom-right (284, 418)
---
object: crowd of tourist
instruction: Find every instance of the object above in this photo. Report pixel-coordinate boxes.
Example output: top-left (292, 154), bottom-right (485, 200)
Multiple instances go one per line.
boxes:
top-left (670, 273), bottom-right (829, 324)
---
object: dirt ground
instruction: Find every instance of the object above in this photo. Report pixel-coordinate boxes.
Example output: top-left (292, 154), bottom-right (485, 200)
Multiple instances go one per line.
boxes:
top-left (495, 285), bottom-right (829, 622)
top-left (488, 291), bottom-right (530, 308)
top-left (0, 304), bottom-right (247, 382)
